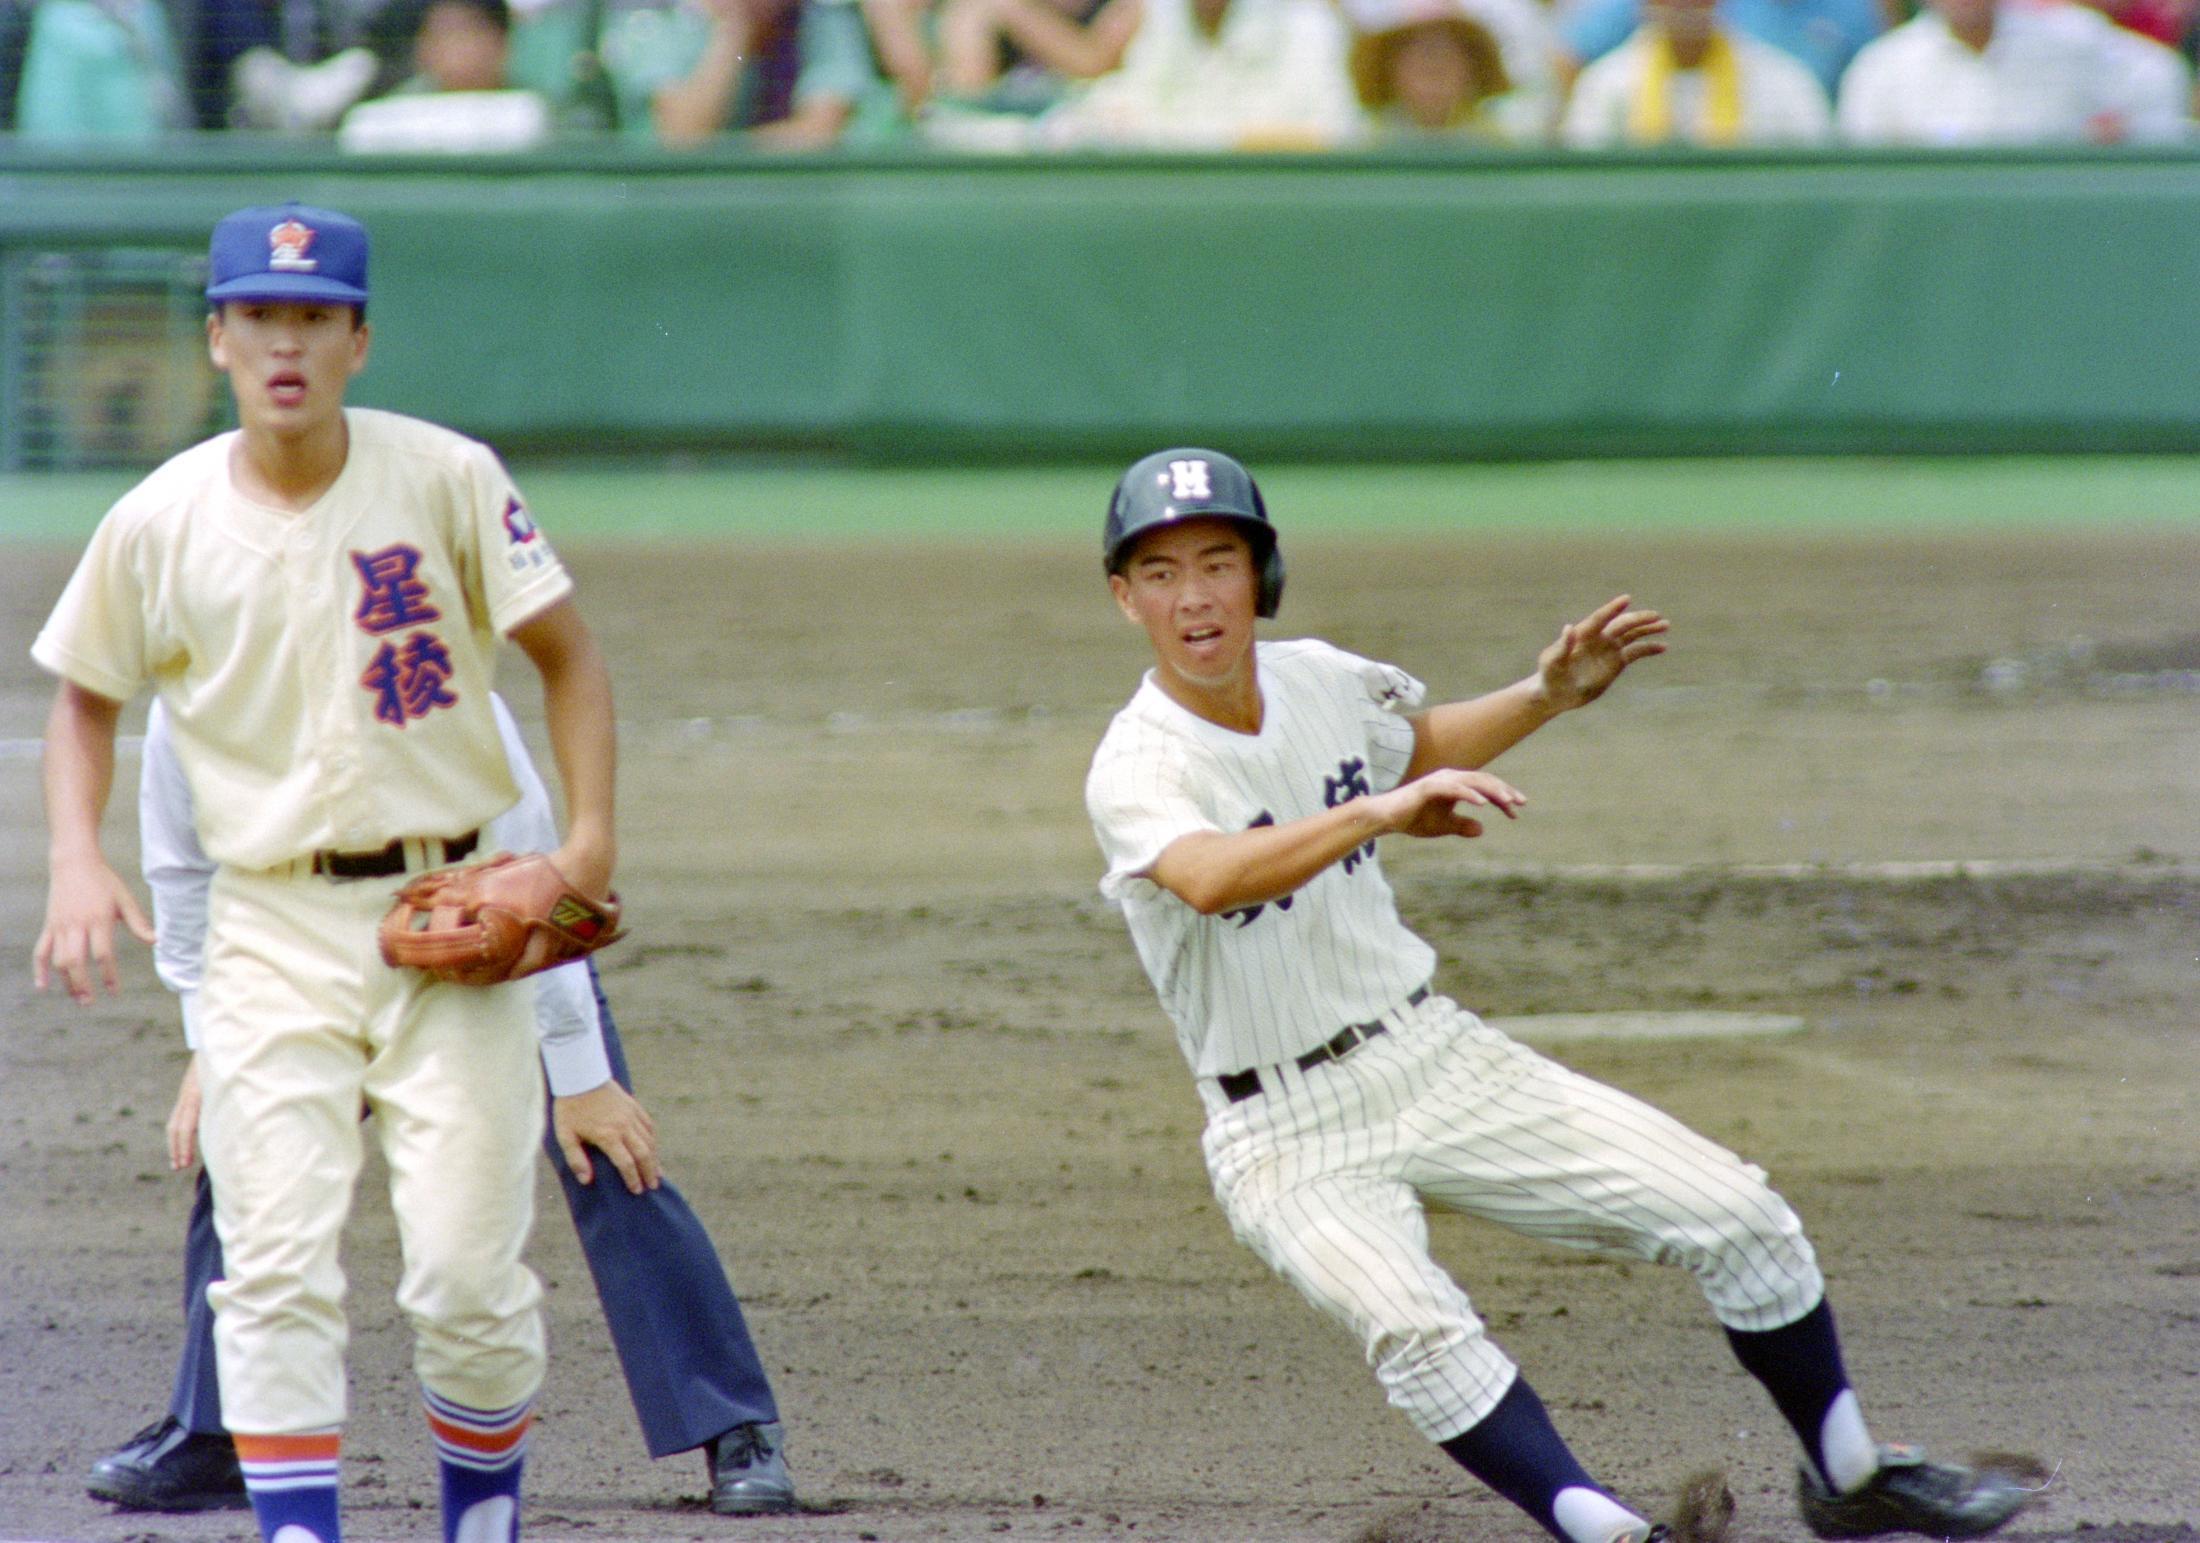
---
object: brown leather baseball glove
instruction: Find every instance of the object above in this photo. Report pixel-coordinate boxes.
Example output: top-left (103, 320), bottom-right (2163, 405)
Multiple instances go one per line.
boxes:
top-left (378, 852), bottom-right (626, 986)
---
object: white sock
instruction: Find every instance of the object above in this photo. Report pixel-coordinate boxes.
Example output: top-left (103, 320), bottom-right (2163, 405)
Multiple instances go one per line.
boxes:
top-left (1819, 1389), bottom-right (1880, 1494)
top-left (1552, 1484), bottom-right (1649, 1543)
top-left (451, 1494), bottom-right (516, 1543)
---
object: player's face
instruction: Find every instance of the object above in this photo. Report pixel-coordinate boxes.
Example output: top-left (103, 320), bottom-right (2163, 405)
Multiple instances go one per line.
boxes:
top-left (1109, 520), bottom-right (1260, 689)
top-left (207, 301), bottom-right (370, 438)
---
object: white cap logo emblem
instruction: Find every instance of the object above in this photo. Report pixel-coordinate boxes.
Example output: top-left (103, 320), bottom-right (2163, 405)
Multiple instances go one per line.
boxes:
top-left (1167, 459), bottom-right (1212, 501)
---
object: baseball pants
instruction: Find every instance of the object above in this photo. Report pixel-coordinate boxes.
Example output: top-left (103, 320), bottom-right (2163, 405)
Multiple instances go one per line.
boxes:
top-left (171, 963), bottom-right (780, 1456)
top-left (1201, 992), bottom-right (1826, 1442)
top-left (196, 862), bottom-right (546, 1435)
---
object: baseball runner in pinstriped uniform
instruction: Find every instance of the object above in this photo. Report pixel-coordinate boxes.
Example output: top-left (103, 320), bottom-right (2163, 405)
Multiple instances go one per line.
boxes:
top-left (33, 202), bottom-right (616, 1543)
top-left (1085, 449), bottom-right (2031, 1543)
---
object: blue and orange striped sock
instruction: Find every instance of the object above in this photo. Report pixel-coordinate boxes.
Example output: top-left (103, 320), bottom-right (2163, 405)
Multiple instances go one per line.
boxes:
top-left (423, 1388), bottom-right (533, 1543)
top-left (233, 1430), bottom-right (342, 1543)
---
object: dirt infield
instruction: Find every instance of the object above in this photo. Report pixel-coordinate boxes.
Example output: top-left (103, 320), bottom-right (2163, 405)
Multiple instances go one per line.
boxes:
top-left (2, 516), bottom-right (2195, 1542)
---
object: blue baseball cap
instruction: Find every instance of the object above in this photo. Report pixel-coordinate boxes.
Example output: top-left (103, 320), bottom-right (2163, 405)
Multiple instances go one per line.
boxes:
top-left (206, 202), bottom-right (370, 306)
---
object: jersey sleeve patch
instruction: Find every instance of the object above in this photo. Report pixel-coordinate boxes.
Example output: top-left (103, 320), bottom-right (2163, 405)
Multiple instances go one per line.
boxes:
top-left (500, 496), bottom-right (559, 581)
top-left (465, 444), bottom-right (571, 635)
top-left (1344, 651), bottom-right (1426, 714)
top-left (1317, 643), bottom-right (1424, 793)
top-left (501, 496), bottom-right (538, 545)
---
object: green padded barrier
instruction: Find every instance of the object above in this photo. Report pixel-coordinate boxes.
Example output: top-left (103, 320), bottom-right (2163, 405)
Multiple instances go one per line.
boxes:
top-left (3, 145), bottom-right (2197, 465)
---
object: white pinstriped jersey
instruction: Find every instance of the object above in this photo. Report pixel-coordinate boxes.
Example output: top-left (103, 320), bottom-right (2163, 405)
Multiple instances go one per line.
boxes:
top-left (1087, 639), bottom-right (1437, 1078)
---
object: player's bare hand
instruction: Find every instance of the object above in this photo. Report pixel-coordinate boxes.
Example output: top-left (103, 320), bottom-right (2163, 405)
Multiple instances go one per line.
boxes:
top-left (549, 837), bottom-right (615, 904)
top-left (1536, 595), bottom-right (1668, 714)
top-left (34, 858), bottom-right (155, 1004)
top-left (167, 1056), bottom-right (203, 1172)
top-left (1380, 768), bottom-right (1525, 839)
top-left (554, 1080), bottom-right (661, 1194)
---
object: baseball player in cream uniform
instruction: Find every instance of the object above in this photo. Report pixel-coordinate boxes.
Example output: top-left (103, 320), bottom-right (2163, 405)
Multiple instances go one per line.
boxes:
top-left (33, 202), bottom-right (619, 1543)
top-left (100, 696), bottom-right (796, 1519)
top-left (1085, 449), bottom-right (2029, 1543)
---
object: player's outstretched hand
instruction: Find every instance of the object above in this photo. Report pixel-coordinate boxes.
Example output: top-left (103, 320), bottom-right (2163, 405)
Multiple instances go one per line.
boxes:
top-left (1538, 595), bottom-right (1669, 714)
top-left (168, 1056), bottom-right (203, 1172)
top-left (1381, 767), bottom-right (1525, 840)
top-left (554, 1080), bottom-right (662, 1195)
top-left (34, 858), bottom-right (155, 1004)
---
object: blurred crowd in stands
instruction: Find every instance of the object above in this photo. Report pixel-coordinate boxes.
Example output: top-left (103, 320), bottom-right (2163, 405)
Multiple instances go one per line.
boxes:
top-left (1, 0), bottom-right (2192, 151)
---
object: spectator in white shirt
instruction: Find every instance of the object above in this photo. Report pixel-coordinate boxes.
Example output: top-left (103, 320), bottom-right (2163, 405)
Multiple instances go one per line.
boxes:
top-left (337, 0), bottom-right (557, 150)
top-left (1838, 0), bottom-right (2190, 144)
top-left (1561, 0), bottom-right (1830, 145)
top-left (2076, 0), bottom-right (2193, 140)
top-left (1039, 0), bottom-right (1362, 147)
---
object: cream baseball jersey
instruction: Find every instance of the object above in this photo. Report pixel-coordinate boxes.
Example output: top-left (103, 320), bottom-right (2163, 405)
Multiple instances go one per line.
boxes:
top-left (1087, 639), bottom-right (1439, 1078)
top-left (33, 408), bottom-right (572, 870)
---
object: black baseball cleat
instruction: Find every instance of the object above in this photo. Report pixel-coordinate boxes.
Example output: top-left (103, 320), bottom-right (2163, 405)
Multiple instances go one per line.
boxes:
top-left (85, 1416), bottom-right (248, 1512)
top-left (1797, 1445), bottom-right (2031, 1539)
top-left (707, 1420), bottom-right (798, 1515)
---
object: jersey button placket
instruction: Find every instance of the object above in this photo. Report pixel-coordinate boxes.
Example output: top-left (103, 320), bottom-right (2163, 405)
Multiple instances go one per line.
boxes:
top-left (299, 537), bottom-right (361, 847)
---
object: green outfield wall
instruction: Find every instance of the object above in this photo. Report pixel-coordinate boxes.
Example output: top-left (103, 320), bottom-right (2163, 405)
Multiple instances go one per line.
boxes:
top-left (4, 145), bottom-right (2198, 462)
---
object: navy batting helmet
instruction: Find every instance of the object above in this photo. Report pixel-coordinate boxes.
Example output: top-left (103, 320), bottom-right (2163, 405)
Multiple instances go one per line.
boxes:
top-left (1103, 448), bottom-right (1285, 618)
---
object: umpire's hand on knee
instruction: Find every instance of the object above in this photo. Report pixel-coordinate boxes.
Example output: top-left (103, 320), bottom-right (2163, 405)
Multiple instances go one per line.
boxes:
top-left (554, 1081), bottom-right (662, 1194)
top-left (168, 1056), bottom-right (203, 1171)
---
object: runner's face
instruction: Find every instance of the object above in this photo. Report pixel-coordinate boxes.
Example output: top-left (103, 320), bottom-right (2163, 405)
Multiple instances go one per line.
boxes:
top-left (1110, 520), bottom-right (1260, 690)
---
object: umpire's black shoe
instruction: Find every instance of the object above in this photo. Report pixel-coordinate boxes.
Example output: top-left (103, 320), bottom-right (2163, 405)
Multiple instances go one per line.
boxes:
top-left (86, 1416), bottom-right (248, 1512)
top-left (707, 1421), bottom-right (797, 1515)
top-left (1798, 1445), bottom-right (2030, 1539)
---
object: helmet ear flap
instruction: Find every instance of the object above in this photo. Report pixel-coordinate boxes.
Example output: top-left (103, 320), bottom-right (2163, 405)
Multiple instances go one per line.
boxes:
top-left (1256, 539), bottom-right (1285, 619)
top-left (1247, 476), bottom-right (1283, 618)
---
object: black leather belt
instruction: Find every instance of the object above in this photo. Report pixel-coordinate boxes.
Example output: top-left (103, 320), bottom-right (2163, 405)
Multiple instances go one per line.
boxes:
top-left (310, 829), bottom-right (479, 880)
top-left (1219, 985), bottom-right (1430, 1104)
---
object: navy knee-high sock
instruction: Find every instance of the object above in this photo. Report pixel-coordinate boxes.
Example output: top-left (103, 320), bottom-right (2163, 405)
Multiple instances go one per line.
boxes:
top-left (1724, 1298), bottom-right (1870, 1490)
top-left (1439, 1377), bottom-right (1638, 1542)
